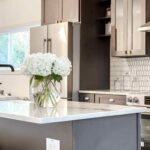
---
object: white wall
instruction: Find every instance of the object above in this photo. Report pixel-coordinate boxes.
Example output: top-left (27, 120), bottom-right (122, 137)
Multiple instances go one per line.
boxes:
top-left (0, 0), bottom-right (41, 32)
top-left (0, 0), bottom-right (42, 98)
top-left (0, 72), bottom-right (30, 98)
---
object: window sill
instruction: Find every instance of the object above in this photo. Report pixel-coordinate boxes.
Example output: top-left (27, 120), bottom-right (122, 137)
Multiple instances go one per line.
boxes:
top-left (0, 70), bottom-right (24, 75)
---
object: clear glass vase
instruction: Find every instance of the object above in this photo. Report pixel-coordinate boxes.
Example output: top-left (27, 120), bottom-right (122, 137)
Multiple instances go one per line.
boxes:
top-left (31, 79), bottom-right (60, 108)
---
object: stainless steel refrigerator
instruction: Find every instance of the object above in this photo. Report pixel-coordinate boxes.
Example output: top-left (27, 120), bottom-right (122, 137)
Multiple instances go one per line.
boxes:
top-left (30, 22), bottom-right (80, 100)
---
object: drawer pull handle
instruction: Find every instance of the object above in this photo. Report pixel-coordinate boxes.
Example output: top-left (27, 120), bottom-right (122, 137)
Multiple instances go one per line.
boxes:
top-left (130, 50), bottom-right (132, 55)
top-left (109, 99), bottom-right (115, 102)
top-left (84, 97), bottom-right (90, 101)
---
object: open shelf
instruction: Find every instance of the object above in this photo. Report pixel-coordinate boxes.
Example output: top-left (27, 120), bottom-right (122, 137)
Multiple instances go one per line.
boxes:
top-left (97, 34), bottom-right (111, 38)
top-left (97, 16), bottom-right (111, 21)
top-left (98, 0), bottom-right (110, 3)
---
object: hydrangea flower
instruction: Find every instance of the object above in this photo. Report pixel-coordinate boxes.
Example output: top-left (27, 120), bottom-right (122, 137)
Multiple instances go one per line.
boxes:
top-left (22, 53), bottom-right (72, 77)
top-left (21, 53), bottom-right (72, 107)
top-left (22, 53), bottom-right (57, 76)
top-left (52, 57), bottom-right (72, 77)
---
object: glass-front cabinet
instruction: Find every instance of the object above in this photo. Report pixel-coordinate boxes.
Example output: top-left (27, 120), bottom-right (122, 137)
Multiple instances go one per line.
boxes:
top-left (111, 0), bottom-right (150, 57)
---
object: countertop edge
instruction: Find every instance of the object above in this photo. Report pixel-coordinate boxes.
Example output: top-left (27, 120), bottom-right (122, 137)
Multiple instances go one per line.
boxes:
top-left (0, 107), bottom-right (146, 124)
top-left (79, 90), bottom-right (129, 95)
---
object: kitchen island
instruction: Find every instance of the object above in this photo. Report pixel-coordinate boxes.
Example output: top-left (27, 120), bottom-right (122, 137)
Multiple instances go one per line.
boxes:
top-left (0, 100), bottom-right (146, 150)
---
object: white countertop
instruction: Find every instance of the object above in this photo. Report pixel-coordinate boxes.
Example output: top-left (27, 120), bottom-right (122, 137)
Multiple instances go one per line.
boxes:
top-left (0, 100), bottom-right (146, 124)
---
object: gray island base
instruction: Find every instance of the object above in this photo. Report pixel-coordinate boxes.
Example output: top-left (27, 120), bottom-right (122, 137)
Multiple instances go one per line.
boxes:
top-left (0, 100), bottom-right (146, 150)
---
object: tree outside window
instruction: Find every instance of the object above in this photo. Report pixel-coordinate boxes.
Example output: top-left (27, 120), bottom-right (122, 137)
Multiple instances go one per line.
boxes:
top-left (0, 30), bottom-right (30, 69)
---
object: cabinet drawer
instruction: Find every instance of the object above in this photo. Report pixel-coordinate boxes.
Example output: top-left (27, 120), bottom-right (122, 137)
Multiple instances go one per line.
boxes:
top-left (79, 93), bottom-right (94, 103)
top-left (95, 94), bottom-right (126, 105)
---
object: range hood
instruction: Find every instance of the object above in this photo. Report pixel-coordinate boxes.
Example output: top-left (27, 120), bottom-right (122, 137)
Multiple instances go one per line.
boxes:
top-left (139, 21), bottom-right (150, 32)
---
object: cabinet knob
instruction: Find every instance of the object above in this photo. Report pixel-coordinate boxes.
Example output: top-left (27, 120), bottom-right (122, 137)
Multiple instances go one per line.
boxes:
top-left (109, 99), bottom-right (115, 103)
top-left (129, 50), bottom-right (132, 55)
top-left (84, 97), bottom-right (90, 102)
top-left (125, 50), bottom-right (128, 54)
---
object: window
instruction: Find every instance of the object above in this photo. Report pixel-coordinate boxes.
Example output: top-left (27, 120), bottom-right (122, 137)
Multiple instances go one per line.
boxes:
top-left (0, 30), bottom-right (30, 69)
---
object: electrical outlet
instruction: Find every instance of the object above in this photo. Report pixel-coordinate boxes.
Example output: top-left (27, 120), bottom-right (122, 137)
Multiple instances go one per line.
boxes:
top-left (46, 138), bottom-right (60, 150)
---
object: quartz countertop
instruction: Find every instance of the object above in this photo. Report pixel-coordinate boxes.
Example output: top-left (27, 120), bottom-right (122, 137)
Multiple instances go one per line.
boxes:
top-left (0, 100), bottom-right (146, 124)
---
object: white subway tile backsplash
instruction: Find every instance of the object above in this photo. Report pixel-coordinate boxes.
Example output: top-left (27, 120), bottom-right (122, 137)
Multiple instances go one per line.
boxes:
top-left (110, 57), bottom-right (150, 91)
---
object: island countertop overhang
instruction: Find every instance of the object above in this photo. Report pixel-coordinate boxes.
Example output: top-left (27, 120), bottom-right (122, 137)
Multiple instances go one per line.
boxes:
top-left (0, 100), bottom-right (146, 124)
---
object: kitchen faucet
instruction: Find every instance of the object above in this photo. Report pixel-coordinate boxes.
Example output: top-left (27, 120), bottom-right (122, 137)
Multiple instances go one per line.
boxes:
top-left (0, 64), bottom-right (15, 72)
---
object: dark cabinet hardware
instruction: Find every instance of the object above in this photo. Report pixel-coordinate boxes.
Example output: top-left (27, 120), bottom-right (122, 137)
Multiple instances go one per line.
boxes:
top-left (129, 50), bottom-right (132, 55)
top-left (43, 39), bottom-right (47, 53)
top-left (47, 39), bottom-right (52, 53)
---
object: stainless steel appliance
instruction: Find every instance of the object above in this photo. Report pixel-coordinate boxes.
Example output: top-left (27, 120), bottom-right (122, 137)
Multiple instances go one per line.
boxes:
top-left (126, 92), bottom-right (150, 150)
top-left (30, 22), bottom-right (80, 100)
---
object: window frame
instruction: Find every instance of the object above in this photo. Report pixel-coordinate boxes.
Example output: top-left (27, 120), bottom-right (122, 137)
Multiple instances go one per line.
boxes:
top-left (0, 28), bottom-right (30, 74)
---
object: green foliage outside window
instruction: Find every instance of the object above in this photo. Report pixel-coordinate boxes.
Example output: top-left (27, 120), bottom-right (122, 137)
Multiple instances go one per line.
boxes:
top-left (0, 31), bottom-right (30, 69)
top-left (0, 34), bottom-right (9, 64)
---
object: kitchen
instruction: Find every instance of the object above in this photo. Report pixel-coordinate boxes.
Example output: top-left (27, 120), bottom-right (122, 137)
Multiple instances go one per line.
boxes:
top-left (0, 0), bottom-right (149, 150)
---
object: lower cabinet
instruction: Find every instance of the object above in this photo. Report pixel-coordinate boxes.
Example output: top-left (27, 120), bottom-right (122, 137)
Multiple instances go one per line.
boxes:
top-left (79, 93), bottom-right (126, 105)
top-left (95, 94), bottom-right (126, 105)
top-left (79, 93), bottom-right (95, 103)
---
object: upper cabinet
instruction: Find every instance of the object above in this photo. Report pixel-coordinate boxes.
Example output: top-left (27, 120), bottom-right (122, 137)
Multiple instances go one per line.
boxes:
top-left (111, 0), bottom-right (150, 57)
top-left (111, 0), bottom-right (127, 56)
top-left (62, 0), bottom-right (80, 22)
top-left (42, 0), bottom-right (80, 25)
top-left (43, 0), bottom-right (61, 24)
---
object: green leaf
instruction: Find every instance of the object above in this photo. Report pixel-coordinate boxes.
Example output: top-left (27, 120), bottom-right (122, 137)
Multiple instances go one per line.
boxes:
top-left (33, 75), bottom-right (44, 88)
top-left (34, 75), bottom-right (44, 81)
top-left (33, 79), bottom-right (41, 88)
top-left (51, 74), bottom-right (62, 82)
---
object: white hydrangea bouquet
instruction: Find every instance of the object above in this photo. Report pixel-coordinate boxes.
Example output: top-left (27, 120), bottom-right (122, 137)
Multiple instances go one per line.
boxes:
top-left (22, 53), bottom-right (72, 107)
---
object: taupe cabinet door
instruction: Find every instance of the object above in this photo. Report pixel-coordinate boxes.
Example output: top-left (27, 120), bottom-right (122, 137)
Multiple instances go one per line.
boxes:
top-left (111, 0), bottom-right (146, 57)
top-left (62, 0), bottom-right (80, 22)
top-left (44, 0), bottom-right (61, 24)
top-left (47, 23), bottom-right (69, 56)
top-left (128, 0), bottom-right (146, 56)
top-left (43, 0), bottom-right (80, 24)
top-left (30, 26), bottom-right (47, 54)
top-left (111, 0), bottom-right (128, 57)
